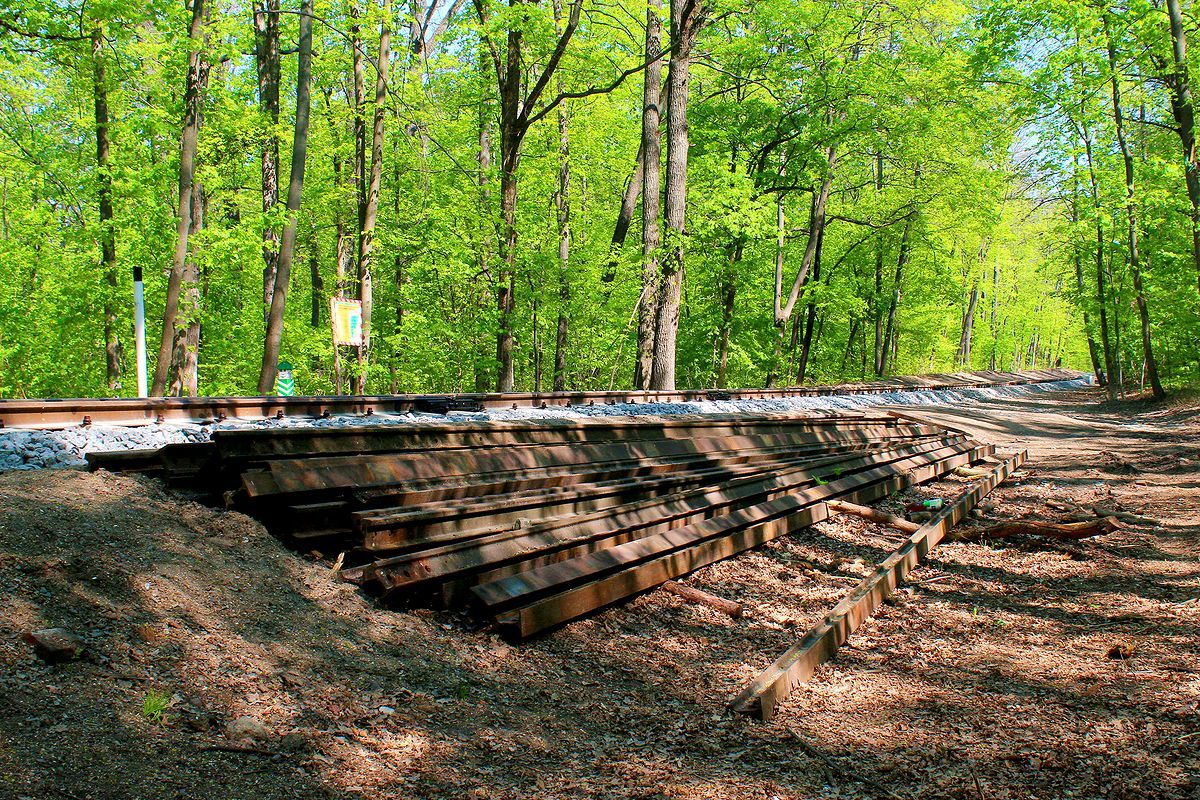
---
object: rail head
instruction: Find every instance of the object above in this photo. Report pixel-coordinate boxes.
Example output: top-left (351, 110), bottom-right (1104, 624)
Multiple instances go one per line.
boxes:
top-left (0, 370), bottom-right (1084, 429)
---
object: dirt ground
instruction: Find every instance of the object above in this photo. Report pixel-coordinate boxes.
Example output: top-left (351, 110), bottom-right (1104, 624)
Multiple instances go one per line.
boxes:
top-left (1, 386), bottom-right (1197, 800)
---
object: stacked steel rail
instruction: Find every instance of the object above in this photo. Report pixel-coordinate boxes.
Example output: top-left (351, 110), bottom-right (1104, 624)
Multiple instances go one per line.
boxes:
top-left (4, 368), bottom-right (1080, 428)
top-left (88, 410), bottom-right (1009, 638)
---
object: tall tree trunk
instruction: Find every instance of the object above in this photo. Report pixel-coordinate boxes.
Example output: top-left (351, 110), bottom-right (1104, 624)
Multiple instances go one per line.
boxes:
top-left (309, 225), bottom-right (323, 327)
top-left (772, 144), bottom-right (836, 384)
top-left (152, 0), bottom-right (207, 396)
top-left (767, 193), bottom-right (786, 387)
top-left (493, 20), bottom-right (523, 393)
top-left (348, 3), bottom-right (367, 387)
top-left (551, 0), bottom-right (570, 391)
top-left (604, 143), bottom-right (643, 282)
top-left (636, 0), bottom-right (663, 389)
top-left (255, 0), bottom-right (281, 313)
top-left (392, 111), bottom-right (410, 337)
top-left (473, 0), bottom-right (583, 392)
top-left (1164, 0), bottom-right (1200, 299)
top-left (1080, 68), bottom-right (1118, 399)
top-left (352, 5), bottom-right (367, 233)
top-left (1070, 168), bottom-right (1105, 383)
top-left (475, 106), bottom-right (493, 392)
top-left (955, 284), bottom-right (979, 368)
top-left (91, 26), bottom-right (122, 392)
top-left (355, 2), bottom-right (391, 395)
top-left (1105, 16), bottom-right (1164, 399)
top-left (716, 240), bottom-right (741, 388)
top-left (496, 138), bottom-right (518, 391)
top-left (879, 220), bottom-right (909, 377)
top-left (169, 180), bottom-right (204, 396)
top-left (257, 0), bottom-right (313, 392)
top-left (650, 0), bottom-right (707, 390)
top-left (796, 222), bottom-right (824, 383)
top-left (322, 89), bottom-right (353, 297)
top-left (872, 151), bottom-right (885, 376)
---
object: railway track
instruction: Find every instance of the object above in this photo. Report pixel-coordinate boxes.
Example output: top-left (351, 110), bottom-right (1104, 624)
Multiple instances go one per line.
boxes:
top-left (0, 368), bottom-right (1080, 428)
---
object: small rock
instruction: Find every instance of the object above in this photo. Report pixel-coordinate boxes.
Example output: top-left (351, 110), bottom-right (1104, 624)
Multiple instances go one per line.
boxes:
top-left (23, 628), bottom-right (86, 663)
top-left (181, 709), bottom-right (213, 733)
top-left (225, 715), bottom-right (273, 742)
top-left (378, 705), bottom-right (395, 715)
top-left (279, 732), bottom-right (307, 752)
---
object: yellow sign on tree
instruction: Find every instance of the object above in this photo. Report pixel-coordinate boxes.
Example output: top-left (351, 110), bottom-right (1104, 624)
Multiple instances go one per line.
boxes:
top-left (330, 297), bottom-right (363, 346)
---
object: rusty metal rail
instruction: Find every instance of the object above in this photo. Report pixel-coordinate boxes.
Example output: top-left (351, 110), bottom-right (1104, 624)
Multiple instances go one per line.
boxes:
top-left (1, 368), bottom-right (1080, 428)
top-left (728, 451), bottom-right (1027, 721)
top-left (81, 402), bottom-right (1030, 684)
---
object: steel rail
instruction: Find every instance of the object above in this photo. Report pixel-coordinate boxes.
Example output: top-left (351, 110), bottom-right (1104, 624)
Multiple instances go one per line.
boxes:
top-left (0, 369), bottom-right (1082, 429)
top-left (354, 437), bottom-right (970, 592)
top-left (479, 444), bottom-right (995, 637)
top-left (728, 451), bottom-right (1027, 721)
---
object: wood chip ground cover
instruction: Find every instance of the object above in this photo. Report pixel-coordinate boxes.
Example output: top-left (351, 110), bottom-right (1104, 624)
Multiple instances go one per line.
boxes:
top-left (0, 387), bottom-right (1197, 799)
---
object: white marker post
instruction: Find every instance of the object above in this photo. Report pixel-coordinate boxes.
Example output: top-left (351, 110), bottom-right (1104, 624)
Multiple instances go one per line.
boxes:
top-left (133, 266), bottom-right (148, 397)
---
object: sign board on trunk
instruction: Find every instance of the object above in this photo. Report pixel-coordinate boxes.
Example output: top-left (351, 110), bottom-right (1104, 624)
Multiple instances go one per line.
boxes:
top-left (330, 297), bottom-right (363, 346)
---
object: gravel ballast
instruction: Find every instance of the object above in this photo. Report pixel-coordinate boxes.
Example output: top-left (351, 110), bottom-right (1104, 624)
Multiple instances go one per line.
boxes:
top-left (0, 376), bottom-right (1090, 471)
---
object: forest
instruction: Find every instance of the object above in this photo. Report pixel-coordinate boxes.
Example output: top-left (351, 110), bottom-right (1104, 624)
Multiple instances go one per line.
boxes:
top-left (0, 0), bottom-right (1197, 397)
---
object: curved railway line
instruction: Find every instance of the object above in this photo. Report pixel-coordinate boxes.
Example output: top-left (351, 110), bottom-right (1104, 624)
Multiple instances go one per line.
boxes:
top-left (0, 367), bottom-right (1080, 428)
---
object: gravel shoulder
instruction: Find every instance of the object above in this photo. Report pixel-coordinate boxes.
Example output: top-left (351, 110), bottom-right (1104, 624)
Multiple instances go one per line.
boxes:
top-left (0, 386), bottom-right (1197, 799)
top-left (0, 377), bottom-right (1088, 470)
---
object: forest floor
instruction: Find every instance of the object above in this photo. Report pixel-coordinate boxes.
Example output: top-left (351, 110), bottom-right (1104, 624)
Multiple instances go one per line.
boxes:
top-left (1, 386), bottom-right (1197, 800)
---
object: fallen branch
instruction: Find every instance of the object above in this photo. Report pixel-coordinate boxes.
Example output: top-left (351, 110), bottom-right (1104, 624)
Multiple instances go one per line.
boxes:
top-left (828, 499), bottom-right (920, 533)
top-left (662, 580), bottom-right (743, 618)
top-left (950, 516), bottom-right (1121, 542)
top-left (1088, 505), bottom-right (1154, 525)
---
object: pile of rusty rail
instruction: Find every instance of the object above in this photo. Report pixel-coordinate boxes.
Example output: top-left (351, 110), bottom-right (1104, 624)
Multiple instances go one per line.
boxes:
top-left (90, 410), bottom-right (1008, 638)
top-left (5, 368), bottom-right (1081, 428)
